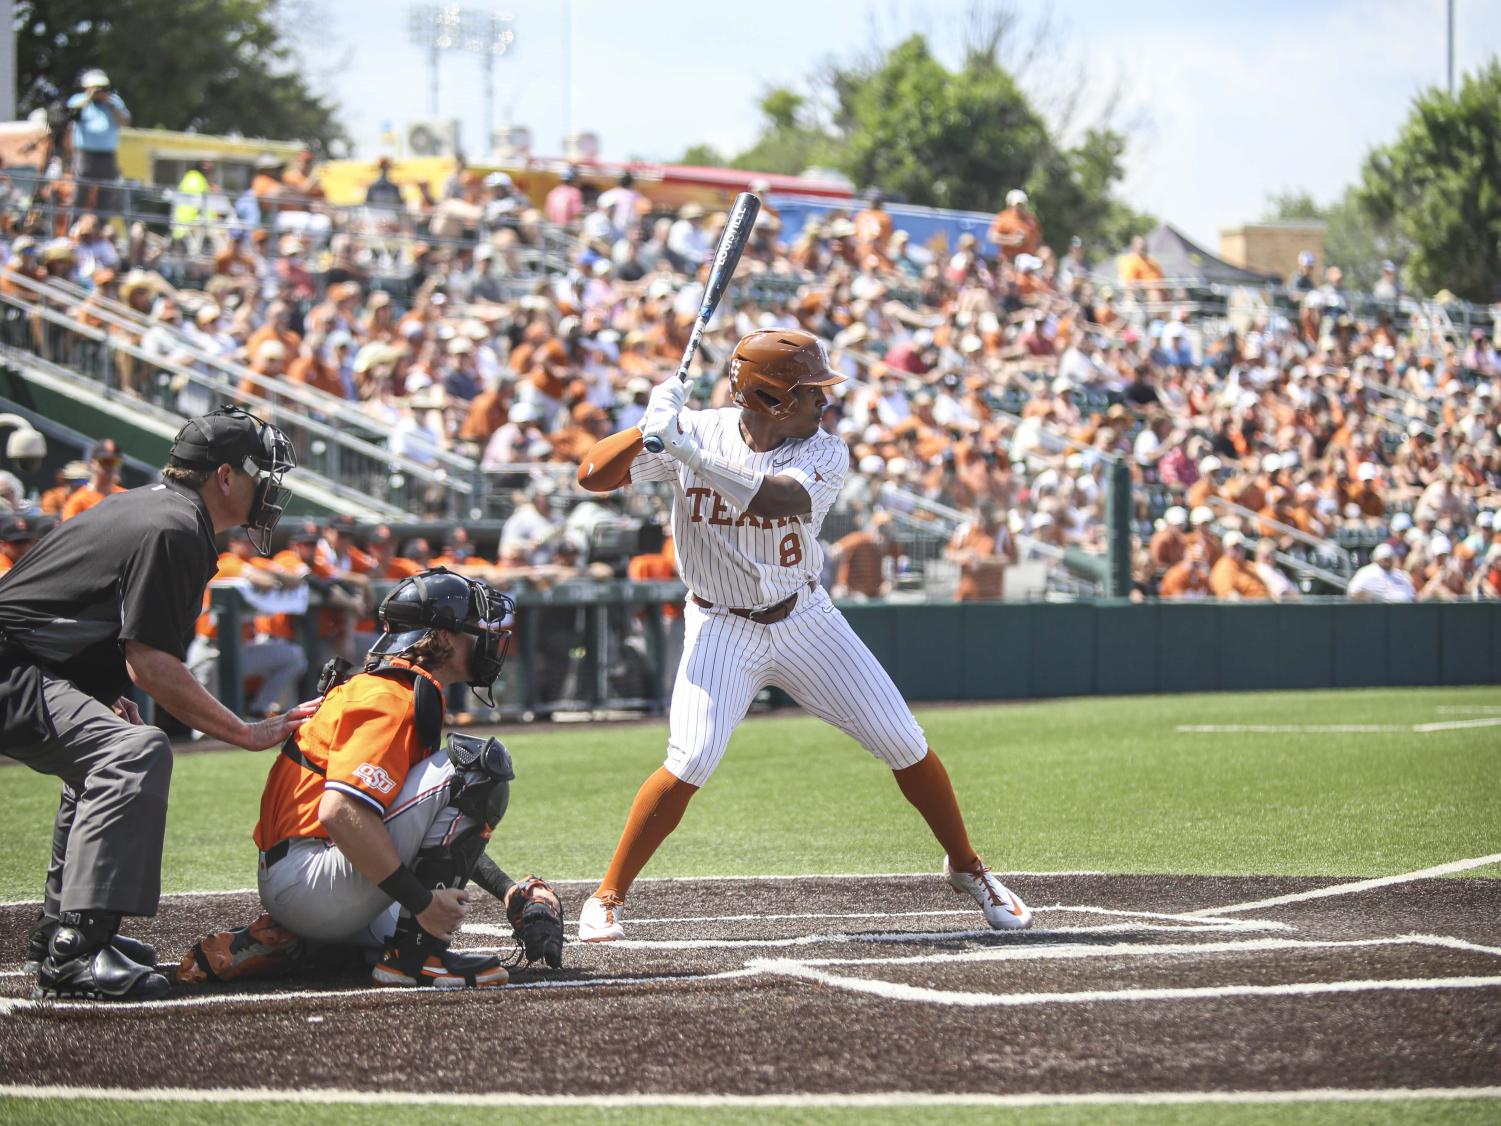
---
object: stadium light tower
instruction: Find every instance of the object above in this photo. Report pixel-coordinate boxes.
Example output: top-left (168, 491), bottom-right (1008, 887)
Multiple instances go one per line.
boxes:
top-left (407, 4), bottom-right (516, 155)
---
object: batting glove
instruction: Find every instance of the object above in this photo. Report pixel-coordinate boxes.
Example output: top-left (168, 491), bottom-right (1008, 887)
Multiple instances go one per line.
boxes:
top-left (640, 414), bottom-right (703, 470)
top-left (639, 378), bottom-right (688, 438)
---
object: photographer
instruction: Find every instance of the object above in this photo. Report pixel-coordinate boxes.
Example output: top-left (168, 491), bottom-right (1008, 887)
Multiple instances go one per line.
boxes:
top-left (66, 70), bottom-right (130, 215)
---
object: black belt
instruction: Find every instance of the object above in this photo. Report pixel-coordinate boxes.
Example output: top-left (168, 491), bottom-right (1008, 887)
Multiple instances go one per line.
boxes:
top-left (261, 839), bottom-right (292, 869)
top-left (690, 580), bottom-right (813, 625)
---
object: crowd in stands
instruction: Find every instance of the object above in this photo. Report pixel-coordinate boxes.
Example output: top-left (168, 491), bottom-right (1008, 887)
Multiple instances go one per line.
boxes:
top-left (0, 79), bottom-right (1499, 609)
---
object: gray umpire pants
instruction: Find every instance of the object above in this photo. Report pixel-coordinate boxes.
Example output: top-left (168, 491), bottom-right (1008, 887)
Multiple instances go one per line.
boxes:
top-left (6, 673), bottom-right (174, 918)
top-left (257, 750), bottom-right (469, 949)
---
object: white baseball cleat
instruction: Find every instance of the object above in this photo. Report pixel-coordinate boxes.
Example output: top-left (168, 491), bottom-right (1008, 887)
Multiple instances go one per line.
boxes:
top-left (943, 856), bottom-right (1033, 930)
top-left (578, 894), bottom-right (625, 942)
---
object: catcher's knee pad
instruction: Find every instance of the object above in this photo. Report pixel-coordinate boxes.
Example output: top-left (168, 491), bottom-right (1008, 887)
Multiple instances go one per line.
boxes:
top-left (447, 732), bottom-right (513, 825)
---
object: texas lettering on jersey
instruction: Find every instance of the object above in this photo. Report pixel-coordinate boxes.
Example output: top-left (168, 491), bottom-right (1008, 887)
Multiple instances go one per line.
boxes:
top-left (630, 407), bottom-right (847, 608)
top-left (683, 486), bottom-right (803, 530)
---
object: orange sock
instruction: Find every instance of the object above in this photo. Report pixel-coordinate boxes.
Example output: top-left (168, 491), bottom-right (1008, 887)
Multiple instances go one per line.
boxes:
top-left (594, 766), bottom-right (699, 901)
top-left (893, 749), bottom-right (979, 871)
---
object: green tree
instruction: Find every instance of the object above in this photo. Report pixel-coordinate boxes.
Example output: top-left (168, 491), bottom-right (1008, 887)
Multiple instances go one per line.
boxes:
top-left (15, 0), bottom-right (346, 151)
top-left (1262, 188), bottom-right (1406, 293)
top-left (676, 33), bottom-right (1145, 248)
top-left (729, 88), bottom-right (840, 178)
top-left (679, 143), bottom-right (727, 168)
top-left (1025, 127), bottom-right (1154, 253)
top-left (1357, 60), bottom-right (1501, 302)
top-left (834, 35), bottom-right (1048, 212)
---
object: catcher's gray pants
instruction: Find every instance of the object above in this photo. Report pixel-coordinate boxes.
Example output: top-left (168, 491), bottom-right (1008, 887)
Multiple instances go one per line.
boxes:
top-left (257, 750), bottom-right (470, 948)
top-left (6, 673), bottom-right (174, 918)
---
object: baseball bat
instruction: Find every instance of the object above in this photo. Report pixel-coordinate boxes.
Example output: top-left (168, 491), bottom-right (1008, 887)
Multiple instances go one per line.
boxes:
top-left (642, 191), bottom-right (761, 452)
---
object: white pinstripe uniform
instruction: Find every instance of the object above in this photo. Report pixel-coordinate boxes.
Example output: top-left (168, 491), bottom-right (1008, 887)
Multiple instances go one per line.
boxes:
top-left (630, 407), bottom-right (928, 787)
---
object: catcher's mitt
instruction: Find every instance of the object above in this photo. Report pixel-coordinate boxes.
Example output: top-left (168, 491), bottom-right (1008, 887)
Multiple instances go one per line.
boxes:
top-left (504, 876), bottom-right (564, 969)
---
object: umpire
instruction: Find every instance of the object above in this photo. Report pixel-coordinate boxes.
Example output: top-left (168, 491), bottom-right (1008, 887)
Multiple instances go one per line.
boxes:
top-left (0, 407), bottom-right (315, 1001)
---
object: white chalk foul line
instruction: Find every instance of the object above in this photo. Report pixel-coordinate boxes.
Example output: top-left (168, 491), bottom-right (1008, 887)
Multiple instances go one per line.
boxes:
top-left (0, 967), bottom-right (761, 1017)
top-left (479, 921), bottom-right (1278, 953)
top-left (1188, 852), bottom-right (1501, 917)
top-left (465, 902), bottom-right (1271, 936)
top-left (753, 960), bottom-right (1501, 1008)
top-left (1175, 719), bottom-right (1501, 735)
top-left (780, 935), bottom-right (1450, 970)
top-left (0, 1084), bottom-right (1498, 1109)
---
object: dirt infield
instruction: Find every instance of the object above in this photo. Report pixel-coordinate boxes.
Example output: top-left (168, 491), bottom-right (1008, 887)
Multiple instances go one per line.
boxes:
top-left (1, 872), bottom-right (1499, 1099)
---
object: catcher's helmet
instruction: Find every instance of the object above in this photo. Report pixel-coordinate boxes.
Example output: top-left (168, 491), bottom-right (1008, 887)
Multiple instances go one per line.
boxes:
top-left (369, 568), bottom-right (514, 705)
top-left (727, 329), bottom-right (844, 420)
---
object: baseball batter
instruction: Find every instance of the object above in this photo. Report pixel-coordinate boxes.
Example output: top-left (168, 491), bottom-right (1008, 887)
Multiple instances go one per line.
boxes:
top-left (575, 328), bottom-right (1031, 939)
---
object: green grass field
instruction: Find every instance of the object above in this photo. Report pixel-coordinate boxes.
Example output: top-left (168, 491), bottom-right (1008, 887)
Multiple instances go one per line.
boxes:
top-left (3, 686), bottom-right (1499, 1125)
top-left (4, 686), bottom-right (1498, 900)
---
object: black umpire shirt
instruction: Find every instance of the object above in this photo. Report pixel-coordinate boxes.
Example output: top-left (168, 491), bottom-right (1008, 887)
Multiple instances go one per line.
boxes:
top-left (0, 482), bottom-right (217, 722)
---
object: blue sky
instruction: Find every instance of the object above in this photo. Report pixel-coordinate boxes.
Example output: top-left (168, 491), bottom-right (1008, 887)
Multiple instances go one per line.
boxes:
top-left (317, 0), bottom-right (1501, 247)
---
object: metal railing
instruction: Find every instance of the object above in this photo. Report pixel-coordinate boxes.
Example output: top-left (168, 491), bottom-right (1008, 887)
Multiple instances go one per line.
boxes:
top-left (0, 277), bottom-right (489, 518)
top-left (1206, 496), bottom-right (1353, 591)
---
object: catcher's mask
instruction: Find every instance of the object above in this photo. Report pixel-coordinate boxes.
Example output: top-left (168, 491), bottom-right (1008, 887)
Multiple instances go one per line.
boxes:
top-left (727, 328), bottom-right (844, 420)
top-left (168, 406), bottom-right (296, 556)
top-left (368, 568), bottom-right (514, 707)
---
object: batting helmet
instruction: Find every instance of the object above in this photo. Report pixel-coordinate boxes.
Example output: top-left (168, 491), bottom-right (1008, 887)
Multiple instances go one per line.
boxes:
top-left (369, 568), bottom-right (515, 706)
top-left (727, 329), bottom-right (844, 420)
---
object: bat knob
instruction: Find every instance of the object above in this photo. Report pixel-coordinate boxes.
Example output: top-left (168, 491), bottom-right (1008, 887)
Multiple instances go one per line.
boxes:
top-left (643, 435), bottom-right (665, 454)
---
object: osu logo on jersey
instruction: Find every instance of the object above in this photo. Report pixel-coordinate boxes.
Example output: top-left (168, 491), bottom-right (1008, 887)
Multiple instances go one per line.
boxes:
top-left (353, 762), bottom-right (397, 794)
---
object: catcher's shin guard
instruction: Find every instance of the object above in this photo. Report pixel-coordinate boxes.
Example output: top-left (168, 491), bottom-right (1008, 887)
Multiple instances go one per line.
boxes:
top-left (372, 916), bottom-right (507, 989)
top-left (433, 733), bottom-right (514, 886)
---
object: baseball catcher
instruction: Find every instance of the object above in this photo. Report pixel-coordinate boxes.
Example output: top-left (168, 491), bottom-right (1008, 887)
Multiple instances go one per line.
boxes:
top-left (180, 567), bottom-right (562, 988)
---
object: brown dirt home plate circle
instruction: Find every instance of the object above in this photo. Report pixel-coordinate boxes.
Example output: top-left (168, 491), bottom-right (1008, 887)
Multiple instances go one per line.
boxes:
top-left (1, 873), bottom-right (1498, 1098)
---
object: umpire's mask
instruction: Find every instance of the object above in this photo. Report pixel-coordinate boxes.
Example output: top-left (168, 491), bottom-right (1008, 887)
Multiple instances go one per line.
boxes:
top-left (169, 406), bottom-right (297, 556)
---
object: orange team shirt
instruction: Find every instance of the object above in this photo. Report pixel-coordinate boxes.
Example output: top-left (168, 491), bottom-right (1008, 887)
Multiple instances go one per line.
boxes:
top-left (1119, 253), bottom-right (1165, 284)
top-left (194, 552), bottom-right (279, 642)
top-left (61, 482), bottom-right (127, 521)
top-left (263, 547), bottom-right (341, 640)
top-left (0, 554), bottom-right (12, 575)
top-left (1209, 557), bottom-right (1270, 601)
top-left (627, 547), bottom-right (683, 619)
top-left (987, 208), bottom-right (1041, 260)
top-left (854, 208), bottom-right (892, 248)
top-left (254, 660), bottom-right (445, 850)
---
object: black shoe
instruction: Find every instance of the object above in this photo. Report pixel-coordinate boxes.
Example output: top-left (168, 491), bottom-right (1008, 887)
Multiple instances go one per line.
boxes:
top-left (372, 922), bottom-right (506, 989)
top-left (24, 912), bottom-right (158, 975)
top-left (32, 925), bottom-right (171, 1002)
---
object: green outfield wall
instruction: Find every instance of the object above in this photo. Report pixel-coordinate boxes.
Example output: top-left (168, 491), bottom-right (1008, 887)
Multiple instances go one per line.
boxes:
top-left (838, 601), bottom-right (1501, 700)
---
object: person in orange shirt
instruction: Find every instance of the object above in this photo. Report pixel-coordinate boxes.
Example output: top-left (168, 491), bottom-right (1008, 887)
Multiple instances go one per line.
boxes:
top-left (287, 334), bottom-right (345, 400)
top-left (0, 514), bottom-right (38, 576)
top-left (1159, 542), bottom-right (1212, 599)
top-left (1117, 235), bottom-right (1165, 288)
top-left (1209, 532), bottom-right (1271, 600)
top-left (946, 505), bottom-right (1013, 601)
top-left (186, 527), bottom-right (309, 717)
top-left (987, 189), bottom-right (1042, 262)
top-left (627, 526), bottom-right (685, 679)
top-left (60, 439), bottom-right (128, 521)
top-left (280, 149), bottom-right (325, 204)
top-left (853, 190), bottom-right (894, 260)
top-left (830, 511), bottom-right (901, 599)
top-left (210, 569), bottom-right (544, 988)
top-left (39, 460), bottom-right (89, 516)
